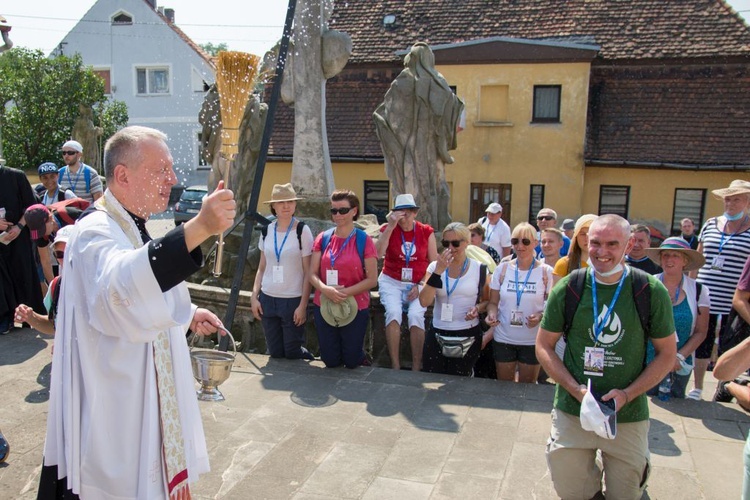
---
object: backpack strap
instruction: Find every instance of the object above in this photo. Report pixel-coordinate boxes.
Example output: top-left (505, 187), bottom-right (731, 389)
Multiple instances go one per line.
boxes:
top-left (83, 167), bottom-right (91, 192)
top-left (49, 276), bottom-right (62, 324)
top-left (563, 268), bottom-right (588, 341)
top-left (629, 267), bottom-right (651, 337)
top-left (296, 220), bottom-right (306, 250)
top-left (477, 263), bottom-right (487, 304)
top-left (321, 228), bottom-right (366, 268)
top-left (695, 281), bottom-right (703, 315)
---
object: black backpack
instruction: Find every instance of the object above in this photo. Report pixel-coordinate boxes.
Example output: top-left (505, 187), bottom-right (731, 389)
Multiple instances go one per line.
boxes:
top-left (260, 220), bottom-right (307, 250)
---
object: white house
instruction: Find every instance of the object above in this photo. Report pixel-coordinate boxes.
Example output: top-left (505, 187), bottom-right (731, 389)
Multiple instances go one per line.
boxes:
top-left (55, 0), bottom-right (215, 182)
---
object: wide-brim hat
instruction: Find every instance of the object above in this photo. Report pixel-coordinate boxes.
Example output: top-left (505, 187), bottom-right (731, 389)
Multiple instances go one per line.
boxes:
top-left (319, 295), bottom-right (358, 327)
top-left (712, 179), bottom-right (750, 199)
top-left (392, 193), bottom-right (419, 210)
top-left (644, 236), bottom-right (706, 272)
top-left (24, 203), bottom-right (51, 240)
top-left (263, 183), bottom-right (304, 204)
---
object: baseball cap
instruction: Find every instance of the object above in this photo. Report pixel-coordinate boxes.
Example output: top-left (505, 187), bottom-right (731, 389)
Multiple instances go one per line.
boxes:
top-left (61, 140), bottom-right (83, 153)
top-left (52, 224), bottom-right (75, 248)
top-left (579, 379), bottom-right (617, 439)
top-left (24, 204), bottom-right (51, 240)
top-left (38, 162), bottom-right (59, 175)
top-left (561, 218), bottom-right (575, 231)
top-left (485, 202), bottom-right (503, 214)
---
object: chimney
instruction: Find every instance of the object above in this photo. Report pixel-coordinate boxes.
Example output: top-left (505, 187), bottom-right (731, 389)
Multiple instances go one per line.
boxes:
top-left (165, 8), bottom-right (175, 23)
top-left (157, 6), bottom-right (165, 15)
top-left (145, 0), bottom-right (156, 10)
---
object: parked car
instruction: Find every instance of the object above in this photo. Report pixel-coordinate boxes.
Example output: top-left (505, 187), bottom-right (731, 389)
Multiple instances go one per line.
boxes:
top-left (174, 185), bottom-right (207, 224)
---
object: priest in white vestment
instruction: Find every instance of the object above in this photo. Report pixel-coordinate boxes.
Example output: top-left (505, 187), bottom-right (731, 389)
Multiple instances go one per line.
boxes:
top-left (39, 126), bottom-right (237, 500)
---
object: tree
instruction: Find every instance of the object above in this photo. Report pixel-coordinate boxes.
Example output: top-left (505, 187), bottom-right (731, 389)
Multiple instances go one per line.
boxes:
top-left (199, 42), bottom-right (229, 57)
top-left (0, 48), bottom-right (128, 170)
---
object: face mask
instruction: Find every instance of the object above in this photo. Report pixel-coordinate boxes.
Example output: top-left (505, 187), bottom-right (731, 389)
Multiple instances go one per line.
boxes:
top-left (725, 211), bottom-right (745, 221)
top-left (587, 247), bottom-right (627, 278)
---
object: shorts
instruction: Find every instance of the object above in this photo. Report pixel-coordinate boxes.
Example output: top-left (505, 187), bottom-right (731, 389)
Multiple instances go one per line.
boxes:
top-left (493, 340), bottom-right (538, 365)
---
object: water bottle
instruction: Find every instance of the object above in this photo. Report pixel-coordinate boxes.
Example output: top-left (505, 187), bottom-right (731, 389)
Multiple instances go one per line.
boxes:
top-left (658, 373), bottom-right (672, 401)
top-left (402, 284), bottom-right (413, 313)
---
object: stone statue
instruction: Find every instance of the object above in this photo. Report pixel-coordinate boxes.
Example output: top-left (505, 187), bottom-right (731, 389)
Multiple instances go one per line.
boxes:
top-left (281, 0), bottom-right (352, 218)
top-left (0, 17), bottom-right (12, 53)
top-left (232, 95), bottom-right (268, 216)
top-left (71, 104), bottom-right (103, 172)
top-left (373, 42), bottom-right (464, 231)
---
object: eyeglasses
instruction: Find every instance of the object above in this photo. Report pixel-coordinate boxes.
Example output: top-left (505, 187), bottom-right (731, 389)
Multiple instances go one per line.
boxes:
top-left (441, 239), bottom-right (463, 248)
top-left (330, 207), bottom-right (352, 215)
top-left (537, 216), bottom-right (555, 221)
top-left (53, 250), bottom-right (65, 259)
top-left (511, 238), bottom-right (532, 246)
top-left (61, 151), bottom-right (77, 156)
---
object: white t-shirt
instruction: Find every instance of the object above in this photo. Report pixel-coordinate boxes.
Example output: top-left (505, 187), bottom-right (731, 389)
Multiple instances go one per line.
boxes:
top-left (490, 260), bottom-right (552, 345)
top-left (480, 217), bottom-right (511, 256)
top-left (258, 220), bottom-right (314, 298)
top-left (427, 258), bottom-right (481, 331)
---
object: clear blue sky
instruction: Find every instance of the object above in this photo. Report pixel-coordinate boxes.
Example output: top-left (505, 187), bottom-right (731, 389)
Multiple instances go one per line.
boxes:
top-left (4, 0), bottom-right (750, 57)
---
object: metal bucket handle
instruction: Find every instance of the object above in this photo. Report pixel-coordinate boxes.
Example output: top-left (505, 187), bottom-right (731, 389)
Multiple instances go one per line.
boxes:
top-left (190, 325), bottom-right (236, 359)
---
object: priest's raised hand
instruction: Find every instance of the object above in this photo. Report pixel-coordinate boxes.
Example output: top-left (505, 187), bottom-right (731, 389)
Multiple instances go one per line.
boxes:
top-left (184, 180), bottom-right (236, 252)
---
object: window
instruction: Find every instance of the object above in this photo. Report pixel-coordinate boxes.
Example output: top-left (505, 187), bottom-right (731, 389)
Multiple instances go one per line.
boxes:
top-left (364, 181), bottom-right (389, 224)
top-left (111, 12), bottom-right (133, 25)
top-left (93, 69), bottom-right (111, 94)
top-left (136, 66), bottom-right (170, 95)
top-left (598, 185), bottom-right (630, 218)
top-left (671, 188), bottom-right (706, 235)
top-left (470, 183), bottom-right (512, 224)
top-left (532, 85), bottom-right (561, 123)
top-left (196, 132), bottom-right (209, 169)
top-left (529, 185), bottom-right (545, 224)
top-left (479, 85), bottom-right (510, 123)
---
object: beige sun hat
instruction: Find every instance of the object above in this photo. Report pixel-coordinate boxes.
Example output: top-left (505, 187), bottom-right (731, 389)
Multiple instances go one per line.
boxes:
top-left (712, 180), bottom-right (750, 199)
top-left (320, 295), bottom-right (358, 327)
top-left (263, 183), bottom-right (305, 204)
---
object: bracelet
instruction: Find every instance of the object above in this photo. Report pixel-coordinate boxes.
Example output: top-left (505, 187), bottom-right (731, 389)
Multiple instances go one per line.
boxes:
top-left (426, 273), bottom-right (443, 288)
top-left (16, 223), bottom-right (25, 231)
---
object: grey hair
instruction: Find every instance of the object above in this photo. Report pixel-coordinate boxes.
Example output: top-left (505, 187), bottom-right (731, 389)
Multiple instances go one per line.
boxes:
top-left (103, 126), bottom-right (168, 181)
top-left (592, 214), bottom-right (632, 240)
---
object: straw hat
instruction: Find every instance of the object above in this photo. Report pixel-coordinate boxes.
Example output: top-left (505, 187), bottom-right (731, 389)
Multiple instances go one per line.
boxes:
top-left (643, 237), bottom-right (706, 272)
top-left (392, 194), bottom-right (419, 210)
top-left (263, 183), bottom-right (304, 204)
top-left (712, 180), bottom-right (750, 199)
top-left (319, 295), bottom-right (358, 327)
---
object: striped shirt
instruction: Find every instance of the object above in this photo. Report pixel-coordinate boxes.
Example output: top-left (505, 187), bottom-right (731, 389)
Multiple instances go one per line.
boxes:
top-left (696, 216), bottom-right (750, 314)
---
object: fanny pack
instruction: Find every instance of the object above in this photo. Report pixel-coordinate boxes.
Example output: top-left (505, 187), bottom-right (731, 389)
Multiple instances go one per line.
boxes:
top-left (435, 334), bottom-right (475, 358)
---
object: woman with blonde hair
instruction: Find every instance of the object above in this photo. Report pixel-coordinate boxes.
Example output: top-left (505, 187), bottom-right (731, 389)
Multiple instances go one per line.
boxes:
top-left (486, 222), bottom-right (553, 383)
top-left (553, 214), bottom-right (598, 285)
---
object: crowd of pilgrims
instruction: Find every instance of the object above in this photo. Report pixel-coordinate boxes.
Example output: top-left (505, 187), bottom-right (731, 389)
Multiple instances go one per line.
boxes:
top-left (3, 163), bottom-right (750, 405)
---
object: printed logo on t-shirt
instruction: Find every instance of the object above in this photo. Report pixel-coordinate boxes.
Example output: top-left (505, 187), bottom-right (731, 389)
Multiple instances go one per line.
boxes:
top-left (401, 242), bottom-right (417, 258)
top-left (506, 281), bottom-right (538, 294)
top-left (588, 304), bottom-right (625, 346)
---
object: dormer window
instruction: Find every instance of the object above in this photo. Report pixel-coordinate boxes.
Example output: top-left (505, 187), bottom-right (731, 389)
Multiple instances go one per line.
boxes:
top-left (112, 12), bottom-right (133, 25)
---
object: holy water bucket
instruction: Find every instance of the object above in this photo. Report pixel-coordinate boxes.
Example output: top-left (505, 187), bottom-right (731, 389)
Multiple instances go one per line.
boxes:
top-left (190, 328), bottom-right (236, 402)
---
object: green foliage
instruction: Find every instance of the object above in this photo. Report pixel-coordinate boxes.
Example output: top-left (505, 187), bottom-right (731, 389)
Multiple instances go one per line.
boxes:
top-left (93, 100), bottom-right (129, 145)
top-left (199, 42), bottom-right (229, 57)
top-left (0, 48), bottom-right (127, 170)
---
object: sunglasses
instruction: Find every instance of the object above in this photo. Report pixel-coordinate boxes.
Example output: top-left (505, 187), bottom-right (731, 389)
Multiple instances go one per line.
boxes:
top-left (511, 238), bottom-right (532, 246)
top-left (536, 216), bottom-right (555, 221)
top-left (53, 250), bottom-right (65, 259)
top-left (330, 207), bottom-right (353, 215)
top-left (61, 151), bottom-right (78, 156)
top-left (441, 239), bottom-right (463, 248)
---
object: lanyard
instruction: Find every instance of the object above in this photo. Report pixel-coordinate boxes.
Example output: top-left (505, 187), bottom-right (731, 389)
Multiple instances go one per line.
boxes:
top-left (65, 166), bottom-right (83, 192)
top-left (273, 218), bottom-right (295, 263)
top-left (327, 229), bottom-right (356, 269)
top-left (445, 258), bottom-right (469, 299)
top-left (484, 222), bottom-right (496, 243)
top-left (43, 188), bottom-right (59, 206)
top-left (659, 273), bottom-right (683, 304)
top-left (514, 260), bottom-right (536, 307)
top-left (401, 228), bottom-right (414, 268)
top-left (718, 215), bottom-right (748, 254)
top-left (591, 267), bottom-right (628, 343)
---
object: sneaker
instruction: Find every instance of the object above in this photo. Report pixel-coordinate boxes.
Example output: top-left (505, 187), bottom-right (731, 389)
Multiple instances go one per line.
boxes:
top-left (686, 388), bottom-right (703, 401)
top-left (299, 348), bottom-right (315, 361)
top-left (0, 314), bottom-right (11, 335)
top-left (713, 381), bottom-right (734, 403)
top-left (0, 429), bottom-right (8, 463)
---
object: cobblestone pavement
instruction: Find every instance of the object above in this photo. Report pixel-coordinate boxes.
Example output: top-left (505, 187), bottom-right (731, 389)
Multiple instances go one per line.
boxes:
top-left (0, 326), bottom-right (747, 499)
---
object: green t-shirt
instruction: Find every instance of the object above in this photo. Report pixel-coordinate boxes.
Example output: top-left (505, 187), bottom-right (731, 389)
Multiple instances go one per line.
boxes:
top-left (540, 270), bottom-right (675, 423)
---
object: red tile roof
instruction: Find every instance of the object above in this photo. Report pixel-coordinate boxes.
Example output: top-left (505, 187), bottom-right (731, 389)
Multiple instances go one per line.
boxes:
top-left (585, 63), bottom-right (750, 167)
top-left (330, 0), bottom-right (750, 64)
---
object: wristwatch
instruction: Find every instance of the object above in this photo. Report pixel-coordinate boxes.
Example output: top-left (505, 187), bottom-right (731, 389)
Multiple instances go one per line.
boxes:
top-left (16, 223), bottom-right (25, 231)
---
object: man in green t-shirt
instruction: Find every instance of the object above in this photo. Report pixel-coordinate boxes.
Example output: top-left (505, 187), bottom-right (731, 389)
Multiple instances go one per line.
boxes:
top-left (537, 214), bottom-right (676, 500)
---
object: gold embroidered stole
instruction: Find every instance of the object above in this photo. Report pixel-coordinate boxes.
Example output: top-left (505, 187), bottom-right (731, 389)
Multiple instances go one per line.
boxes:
top-left (95, 192), bottom-right (191, 499)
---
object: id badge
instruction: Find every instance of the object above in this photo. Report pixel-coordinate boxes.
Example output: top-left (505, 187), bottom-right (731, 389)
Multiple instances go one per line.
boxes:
top-left (326, 269), bottom-right (339, 286)
top-left (584, 346), bottom-right (605, 376)
top-left (272, 265), bottom-right (284, 284)
top-left (440, 303), bottom-right (454, 322)
top-left (711, 256), bottom-right (725, 271)
top-left (510, 310), bottom-right (524, 327)
top-left (401, 268), bottom-right (413, 282)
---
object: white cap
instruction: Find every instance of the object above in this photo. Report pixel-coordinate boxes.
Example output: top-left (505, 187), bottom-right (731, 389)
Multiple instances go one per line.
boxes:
top-left (485, 202), bottom-right (502, 214)
top-left (62, 140), bottom-right (83, 152)
top-left (53, 225), bottom-right (76, 247)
